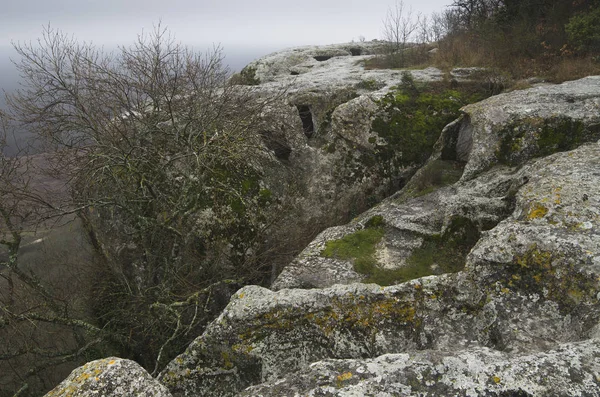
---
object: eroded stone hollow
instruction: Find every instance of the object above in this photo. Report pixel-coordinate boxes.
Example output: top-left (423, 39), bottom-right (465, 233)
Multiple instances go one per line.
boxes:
top-left (296, 105), bottom-right (315, 137)
top-left (314, 55), bottom-right (332, 62)
top-left (349, 47), bottom-right (362, 56)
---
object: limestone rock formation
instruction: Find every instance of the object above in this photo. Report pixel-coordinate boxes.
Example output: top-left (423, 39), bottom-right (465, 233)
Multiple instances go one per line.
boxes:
top-left (273, 76), bottom-right (600, 290)
top-left (242, 340), bottom-right (600, 396)
top-left (163, 143), bottom-right (600, 395)
top-left (239, 43), bottom-right (485, 271)
top-left (158, 77), bottom-right (600, 396)
top-left (243, 42), bottom-right (441, 87)
top-left (45, 358), bottom-right (172, 396)
top-left (456, 75), bottom-right (600, 180)
top-left (42, 43), bottom-right (600, 396)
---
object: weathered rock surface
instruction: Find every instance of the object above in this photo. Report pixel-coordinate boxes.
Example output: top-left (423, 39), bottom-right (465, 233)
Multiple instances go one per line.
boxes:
top-left (159, 141), bottom-right (600, 396)
top-left (241, 43), bottom-right (485, 271)
top-left (157, 76), bottom-right (600, 396)
top-left (271, 163), bottom-right (515, 290)
top-left (44, 357), bottom-right (172, 396)
top-left (273, 76), bottom-right (600, 290)
top-left (245, 42), bottom-right (442, 89)
top-left (455, 75), bottom-right (600, 180)
top-left (241, 339), bottom-right (600, 396)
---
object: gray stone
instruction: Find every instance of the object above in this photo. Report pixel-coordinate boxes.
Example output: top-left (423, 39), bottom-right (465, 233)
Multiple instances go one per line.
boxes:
top-left (456, 76), bottom-right (600, 180)
top-left (241, 339), bottom-right (600, 396)
top-left (160, 142), bottom-right (600, 396)
top-left (272, 75), bottom-right (600, 291)
top-left (44, 357), bottom-right (172, 397)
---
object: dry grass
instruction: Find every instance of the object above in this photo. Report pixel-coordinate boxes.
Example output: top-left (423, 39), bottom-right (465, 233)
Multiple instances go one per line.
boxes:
top-left (363, 44), bottom-right (435, 70)
top-left (432, 36), bottom-right (490, 70)
top-left (431, 34), bottom-right (600, 84)
top-left (548, 56), bottom-right (600, 83)
top-left (359, 34), bottom-right (599, 86)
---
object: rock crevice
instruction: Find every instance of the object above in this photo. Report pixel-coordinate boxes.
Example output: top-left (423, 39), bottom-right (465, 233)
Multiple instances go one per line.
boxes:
top-left (44, 45), bottom-right (600, 397)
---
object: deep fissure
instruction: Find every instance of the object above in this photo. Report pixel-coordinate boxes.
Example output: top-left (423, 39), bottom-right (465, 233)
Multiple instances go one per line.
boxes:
top-left (297, 105), bottom-right (315, 137)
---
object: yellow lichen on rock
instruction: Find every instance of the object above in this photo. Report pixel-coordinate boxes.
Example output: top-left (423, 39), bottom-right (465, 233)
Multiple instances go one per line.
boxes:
top-left (527, 202), bottom-right (548, 220)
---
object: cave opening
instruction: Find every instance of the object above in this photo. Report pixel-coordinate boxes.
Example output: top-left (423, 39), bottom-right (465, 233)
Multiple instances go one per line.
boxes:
top-left (349, 48), bottom-right (362, 56)
top-left (296, 105), bottom-right (315, 138)
top-left (314, 55), bottom-right (333, 62)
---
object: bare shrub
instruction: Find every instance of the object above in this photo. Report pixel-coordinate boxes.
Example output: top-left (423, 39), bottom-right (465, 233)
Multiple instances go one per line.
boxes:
top-left (3, 23), bottom-right (286, 393)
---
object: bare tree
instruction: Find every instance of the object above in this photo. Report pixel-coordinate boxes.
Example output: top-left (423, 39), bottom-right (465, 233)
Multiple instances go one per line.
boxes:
top-left (3, 23), bottom-right (285, 392)
top-left (417, 15), bottom-right (432, 45)
top-left (0, 114), bottom-right (126, 396)
top-left (450, 0), bottom-right (505, 30)
top-left (431, 11), bottom-right (451, 42)
top-left (382, 0), bottom-right (422, 67)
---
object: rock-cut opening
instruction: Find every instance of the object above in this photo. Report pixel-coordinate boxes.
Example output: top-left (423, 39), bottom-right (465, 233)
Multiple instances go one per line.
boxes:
top-left (349, 48), bottom-right (362, 56)
top-left (314, 55), bottom-right (333, 62)
top-left (296, 105), bottom-right (315, 138)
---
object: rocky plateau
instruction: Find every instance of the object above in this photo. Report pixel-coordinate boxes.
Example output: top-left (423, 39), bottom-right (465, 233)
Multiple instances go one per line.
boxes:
top-left (46, 43), bottom-right (600, 396)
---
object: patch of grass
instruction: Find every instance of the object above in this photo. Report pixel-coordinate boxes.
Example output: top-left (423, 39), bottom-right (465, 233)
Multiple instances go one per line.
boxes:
top-left (321, 227), bottom-right (385, 273)
top-left (363, 216), bottom-right (478, 286)
top-left (388, 217), bottom-right (478, 281)
top-left (363, 45), bottom-right (434, 70)
top-left (321, 216), bottom-right (480, 286)
top-left (365, 215), bottom-right (384, 228)
top-left (364, 260), bottom-right (433, 286)
top-left (433, 31), bottom-right (600, 84)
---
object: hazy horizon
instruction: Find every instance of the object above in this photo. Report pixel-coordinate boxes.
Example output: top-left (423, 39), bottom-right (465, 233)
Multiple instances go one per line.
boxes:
top-left (0, 43), bottom-right (277, 155)
top-left (1, 0), bottom-right (452, 154)
top-left (0, 0), bottom-right (452, 103)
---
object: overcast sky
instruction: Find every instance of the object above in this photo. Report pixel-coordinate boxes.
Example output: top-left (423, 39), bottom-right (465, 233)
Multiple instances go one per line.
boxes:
top-left (0, 0), bottom-right (451, 71)
top-left (0, 0), bottom-right (451, 153)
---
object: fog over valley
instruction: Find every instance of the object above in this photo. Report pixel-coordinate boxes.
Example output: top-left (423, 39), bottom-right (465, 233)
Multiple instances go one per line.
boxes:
top-left (0, 44), bottom-right (276, 155)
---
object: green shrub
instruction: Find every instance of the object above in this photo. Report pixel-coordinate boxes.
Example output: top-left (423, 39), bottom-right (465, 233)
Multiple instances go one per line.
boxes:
top-left (231, 65), bottom-right (260, 85)
top-left (566, 6), bottom-right (600, 54)
top-left (372, 79), bottom-right (477, 169)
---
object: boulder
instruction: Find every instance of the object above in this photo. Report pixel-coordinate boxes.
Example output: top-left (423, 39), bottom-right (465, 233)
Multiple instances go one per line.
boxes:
top-left (273, 75), bottom-right (600, 290)
top-left (159, 141), bottom-right (600, 396)
top-left (455, 75), bottom-right (600, 180)
top-left (44, 357), bottom-right (172, 397)
top-left (242, 339), bottom-right (600, 396)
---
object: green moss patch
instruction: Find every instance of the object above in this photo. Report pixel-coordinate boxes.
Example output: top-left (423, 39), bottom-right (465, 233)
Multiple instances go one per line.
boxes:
top-left (371, 74), bottom-right (487, 172)
top-left (241, 293), bottom-right (419, 344)
top-left (497, 116), bottom-right (600, 166)
top-left (321, 227), bottom-right (385, 273)
top-left (367, 216), bottom-right (478, 285)
top-left (403, 216), bottom-right (479, 275)
top-left (321, 215), bottom-right (480, 286)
